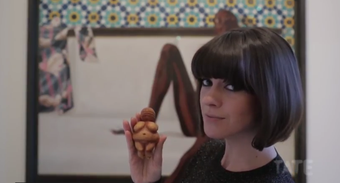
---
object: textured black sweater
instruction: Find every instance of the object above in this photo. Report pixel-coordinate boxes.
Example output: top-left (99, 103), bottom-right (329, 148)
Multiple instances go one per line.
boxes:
top-left (156, 139), bottom-right (295, 183)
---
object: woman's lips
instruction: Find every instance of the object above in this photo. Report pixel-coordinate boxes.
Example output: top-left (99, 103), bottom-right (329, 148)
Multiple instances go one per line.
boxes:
top-left (204, 114), bottom-right (225, 122)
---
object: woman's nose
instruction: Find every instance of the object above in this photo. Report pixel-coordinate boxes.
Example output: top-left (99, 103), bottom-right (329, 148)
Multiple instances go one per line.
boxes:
top-left (202, 89), bottom-right (222, 107)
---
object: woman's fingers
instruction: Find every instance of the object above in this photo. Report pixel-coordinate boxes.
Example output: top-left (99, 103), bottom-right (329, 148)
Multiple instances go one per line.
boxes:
top-left (136, 113), bottom-right (141, 121)
top-left (123, 120), bottom-right (132, 132)
top-left (131, 117), bottom-right (137, 130)
top-left (131, 113), bottom-right (141, 129)
top-left (123, 121), bottom-right (137, 157)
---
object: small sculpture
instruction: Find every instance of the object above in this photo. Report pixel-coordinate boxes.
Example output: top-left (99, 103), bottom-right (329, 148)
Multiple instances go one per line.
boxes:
top-left (132, 107), bottom-right (160, 159)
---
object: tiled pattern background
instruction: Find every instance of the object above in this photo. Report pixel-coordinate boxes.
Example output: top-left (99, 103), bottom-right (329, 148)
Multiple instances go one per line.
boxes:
top-left (39, 0), bottom-right (296, 48)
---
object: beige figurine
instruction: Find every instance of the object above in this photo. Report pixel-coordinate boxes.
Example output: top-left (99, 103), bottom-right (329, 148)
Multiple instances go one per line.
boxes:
top-left (132, 107), bottom-right (160, 159)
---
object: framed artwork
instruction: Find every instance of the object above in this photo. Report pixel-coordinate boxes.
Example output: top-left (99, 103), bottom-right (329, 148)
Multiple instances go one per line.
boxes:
top-left (26, 0), bottom-right (306, 183)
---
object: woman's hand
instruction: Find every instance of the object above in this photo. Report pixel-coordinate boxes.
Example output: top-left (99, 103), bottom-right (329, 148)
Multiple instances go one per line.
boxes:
top-left (123, 113), bottom-right (167, 183)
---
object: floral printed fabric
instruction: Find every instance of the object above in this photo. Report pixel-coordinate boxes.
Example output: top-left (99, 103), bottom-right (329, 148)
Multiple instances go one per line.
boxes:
top-left (74, 26), bottom-right (99, 63)
top-left (38, 17), bottom-right (99, 114)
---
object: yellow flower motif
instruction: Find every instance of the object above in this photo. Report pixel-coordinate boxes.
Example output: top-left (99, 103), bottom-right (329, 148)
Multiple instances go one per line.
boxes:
top-left (49, 11), bottom-right (60, 20)
top-left (109, 0), bottom-right (119, 5)
top-left (167, 15), bottom-right (178, 25)
top-left (187, 15), bottom-right (198, 25)
top-left (129, 0), bottom-right (139, 5)
top-left (127, 14), bottom-right (139, 24)
top-left (284, 0), bottom-right (294, 8)
top-left (284, 17), bottom-right (294, 28)
top-left (88, 12), bottom-right (99, 23)
top-left (205, 15), bottom-right (215, 26)
top-left (51, 0), bottom-right (60, 3)
top-left (148, 0), bottom-right (158, 6)
top-left (69, 12), bottom-right (80, 22)
top-left (226, 0), bottom-right (236, 7)
top-left (264, 16), bottom-right (275, 27)
top-left (265, 0), bottom-right (275, 8)
top-left (207, 0), bottom-right (217, 6)
top-left (147, 14), bottom-right (158, 25)
top-left (89, 0), bottom-right (100, 4)
top-left (245, 0), bottom-right (256, 7)
top-left (187, 0), bottom-right (198, 6)
top-left (226, 0), bottom-right (237, 7)
top-left (285, 36), bottom-right (295, 46)
top-left (70, 0), bottom-right (80, 3)
top-left (167, 0), bottom-right (178, 6)
top-left (245, 16), bottom-right (256, 26)
top-left (108, 13), bottom-right (118, 23)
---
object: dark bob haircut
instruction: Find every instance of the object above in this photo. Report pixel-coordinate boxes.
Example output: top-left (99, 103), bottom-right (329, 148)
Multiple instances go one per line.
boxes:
top-left (191, 27), bottom-right (304, 151)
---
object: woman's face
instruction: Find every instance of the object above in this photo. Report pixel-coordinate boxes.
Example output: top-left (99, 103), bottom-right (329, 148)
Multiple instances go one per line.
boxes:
top-left (200, 78), bottom-right (257, 139)
top-left (214, 11), bottom-right (228, 35)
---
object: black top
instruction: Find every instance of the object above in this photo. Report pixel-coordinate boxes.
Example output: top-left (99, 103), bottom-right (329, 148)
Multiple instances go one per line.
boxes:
top-left (155, 139), bottom-right (295, 183)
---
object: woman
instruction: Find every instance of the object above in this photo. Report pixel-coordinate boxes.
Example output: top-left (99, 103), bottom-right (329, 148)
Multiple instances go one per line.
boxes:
top-left (123, 27), bottom-right (303, 183)
top-left (116, 10), bottom-right (241, 182)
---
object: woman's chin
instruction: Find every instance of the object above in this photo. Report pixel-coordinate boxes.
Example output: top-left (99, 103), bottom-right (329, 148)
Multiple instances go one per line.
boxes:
top-left (203, 127), bottom-right (226, 139)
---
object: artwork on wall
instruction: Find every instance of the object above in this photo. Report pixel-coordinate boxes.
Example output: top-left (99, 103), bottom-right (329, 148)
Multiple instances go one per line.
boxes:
top-left (26, 0), bottom-right (306, 183)
top-left (39, 0), bottom-right (296, 48)
top-left (38, 13), bottom-right (100, 114)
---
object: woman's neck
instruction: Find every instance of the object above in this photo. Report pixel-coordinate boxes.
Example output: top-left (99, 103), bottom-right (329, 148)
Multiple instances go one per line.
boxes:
top-left (221, 131), bottom-right (277, 172)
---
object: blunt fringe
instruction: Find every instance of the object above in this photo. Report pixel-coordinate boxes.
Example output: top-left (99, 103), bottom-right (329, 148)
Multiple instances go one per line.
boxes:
top-left (191, 27), bottom-right (304, 151)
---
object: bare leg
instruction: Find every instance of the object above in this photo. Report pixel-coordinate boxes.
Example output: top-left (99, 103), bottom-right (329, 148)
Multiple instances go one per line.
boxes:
top-left (113, 44), bottom-right (201, 137)
top-left (135, 142), bottom-right (145, 159)
top-left (148, 44), bottom-right (200, 137)
top-left (145, 143), bottom-right (156, 159)
top-left (135, 141), bottom-right (144, 151)
top-left (138, 151), bottom-right (145, 159)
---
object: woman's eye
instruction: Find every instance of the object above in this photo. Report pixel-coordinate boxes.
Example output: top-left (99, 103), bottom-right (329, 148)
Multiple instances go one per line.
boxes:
top-left (202, 79), bottom-right (212, 86)
top-left (225, 84), bottom-right (235, 91)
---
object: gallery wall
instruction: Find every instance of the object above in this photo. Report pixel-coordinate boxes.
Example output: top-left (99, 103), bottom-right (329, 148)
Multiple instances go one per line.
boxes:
top-left (0, 1), bottom-right (27, 183)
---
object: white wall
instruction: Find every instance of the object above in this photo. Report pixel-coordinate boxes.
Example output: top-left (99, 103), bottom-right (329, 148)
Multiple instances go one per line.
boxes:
top-left (1, 0), bottom-right (340, 182)
top-left (0, 1), bottom-right (27, 183)
top-left (65, 36), bottom-right (209, 119)
top-left (306, 0), bottom-right (340, 183)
